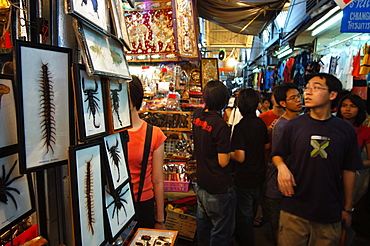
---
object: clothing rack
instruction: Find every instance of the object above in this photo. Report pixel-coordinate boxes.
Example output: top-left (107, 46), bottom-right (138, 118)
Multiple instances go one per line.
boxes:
top-left (313, 33), bottom-right (364, 55)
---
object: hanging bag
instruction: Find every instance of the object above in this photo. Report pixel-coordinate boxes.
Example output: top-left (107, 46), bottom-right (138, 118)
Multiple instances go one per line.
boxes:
top-left (137, 124), bottom-right (153, 203)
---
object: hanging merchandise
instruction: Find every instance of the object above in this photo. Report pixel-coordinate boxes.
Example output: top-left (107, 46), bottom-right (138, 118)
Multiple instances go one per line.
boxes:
top-left (283, 57), bottom-right (295, 83)
top-left (292, 51), bottom-right (311, 88)
top-left (360, 43), bottom-right (370, 75)
top-left (265, 67), bottom-right (274, 90)
top-left (124, 0), bottom-right (199, 62)
top-left (352, 50), bottom-right (361, 77)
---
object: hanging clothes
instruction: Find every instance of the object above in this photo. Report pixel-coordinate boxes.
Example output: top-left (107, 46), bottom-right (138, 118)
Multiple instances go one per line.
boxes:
top-left (320, 54), bottom-right (331, 73)
top-left (352, 50), bottom-right (361, 77)
top-left (283, 58), bottom-right (295, 83)
top-left (343, 49), bottom-right (354, 90)
top-left (360, 43), bottom-right (370, 75)
top-left (265, 67), bottom-right (275, 90)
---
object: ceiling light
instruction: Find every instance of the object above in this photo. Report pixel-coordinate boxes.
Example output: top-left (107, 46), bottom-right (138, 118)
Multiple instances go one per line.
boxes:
top-left (277, 48), bottom-right (293, 59)
top-left (307, 6), bottom-right (340, 31)
top-left (275, 46), bottom-right (290, 56)
top-left (311, 11), bottom-right (343, 36)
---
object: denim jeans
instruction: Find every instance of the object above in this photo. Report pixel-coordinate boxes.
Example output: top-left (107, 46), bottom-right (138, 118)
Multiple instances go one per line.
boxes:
top-left (235, 186), bottom-right (262, 246)
top-left (195, 184), bottom-right (236, 246)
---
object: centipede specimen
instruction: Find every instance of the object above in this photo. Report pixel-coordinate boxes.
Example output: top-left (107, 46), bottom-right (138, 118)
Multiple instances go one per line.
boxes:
top-left (39, 63), bottom-right (56, 154)
top-left (106, 139), bottom-right (122, 182)
top-left (110, 83), bottom-right (123, 126)
top-left (84, 155), bottom-right (95, 235)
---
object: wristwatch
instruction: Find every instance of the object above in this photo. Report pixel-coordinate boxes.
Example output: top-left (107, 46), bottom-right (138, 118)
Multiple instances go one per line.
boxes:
top-left (343, 207), bottom-right (355, 213)
top-left (155, 219), bottom-right (165, 224)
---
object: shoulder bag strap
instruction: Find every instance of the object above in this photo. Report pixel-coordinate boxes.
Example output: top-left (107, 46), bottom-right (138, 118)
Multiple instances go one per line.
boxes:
top-left (137, 124), bottom-right (153, 203)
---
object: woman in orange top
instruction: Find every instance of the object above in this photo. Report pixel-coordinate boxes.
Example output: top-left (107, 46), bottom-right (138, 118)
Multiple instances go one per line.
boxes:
top-left (128, 76), bottom-right (167, 229)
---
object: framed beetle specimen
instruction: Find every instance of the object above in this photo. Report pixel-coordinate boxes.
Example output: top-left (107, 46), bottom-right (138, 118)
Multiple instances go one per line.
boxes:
top-left (0, 153), bottom-right (35, 235)
top-left (15, 41), bottom-right (73, 173)
top-left (69, 142), bottom-right (106, 246)
top-left (103, 133), bottom-right (129, 191)
top-left (104, 181), bottom-right (135, 243)
top-left (0, 75), bottom-right (17, 152)
top-left (73, 64), bottom-right (108, 141)
top-left (65, 0), bottom-right (110, 35)
top-left (73, 21), bottom-right (131, 79)
top-left (106, 79), bottom-right (132, 134)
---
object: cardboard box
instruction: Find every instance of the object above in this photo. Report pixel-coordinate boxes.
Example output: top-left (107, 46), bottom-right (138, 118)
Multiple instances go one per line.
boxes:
top-left (165, 209), bottom-right (196, 241)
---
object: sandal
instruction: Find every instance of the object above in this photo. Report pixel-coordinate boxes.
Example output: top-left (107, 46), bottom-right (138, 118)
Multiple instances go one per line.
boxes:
top-left (253, 216), bottom-right (266, 228)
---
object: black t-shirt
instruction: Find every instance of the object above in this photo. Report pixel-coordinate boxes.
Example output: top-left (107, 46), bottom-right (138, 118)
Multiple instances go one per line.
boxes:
top-left (272, 114), bottom-right (364, 223)
top-left (231, 114), bottom-right (270, 188)
top-left (192, 108), bottom-right (232, 194)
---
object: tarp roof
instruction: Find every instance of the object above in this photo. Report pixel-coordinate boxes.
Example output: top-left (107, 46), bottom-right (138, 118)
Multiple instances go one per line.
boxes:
top-left (197, 0), bottom-right (287, 36)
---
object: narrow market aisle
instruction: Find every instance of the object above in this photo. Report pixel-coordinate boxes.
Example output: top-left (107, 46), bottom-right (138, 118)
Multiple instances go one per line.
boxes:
top-left (176, 205), bottom-right (275, 246)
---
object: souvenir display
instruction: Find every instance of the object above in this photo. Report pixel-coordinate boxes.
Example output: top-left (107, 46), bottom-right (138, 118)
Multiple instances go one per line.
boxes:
top-left (103, 133), bottom-right (129, 191)
top-left (73, 64), bottom-right (108, 141)
top-left (0, 153), bottom-right (35, 235)
top-left (15, 41), bottom-right (72, 173)
top-left (106, 79), bottom-right (132, 134)
top-left (109, 0), bottom-right (132, 50)
top-left (73, 21), bottom-right (131, 79)
top-left (69, 142), bottom-right (106, 246)
top-left (0, 76), bottom-right (17, 151)
top-left (128, 228), bottom-right (178, 246)
top-left (105, 182), bottom-right (135, 243)
top-left (200, 58), bottom-right (219, 89)
top-left (66, 0), bottom-right (110, 34)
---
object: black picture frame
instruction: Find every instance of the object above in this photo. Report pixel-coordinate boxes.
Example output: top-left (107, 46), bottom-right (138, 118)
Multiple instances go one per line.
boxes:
top-left (109, 0), bottom-right (132, 50)
top-left (73, 21), bottom-right (132, 79)
top-left (15, 41), bottom-right (73, 173)
top-left (0, 153), bottom-right (35, 236)
top-left (65, 0), bottom-right (110, 35)
top-left (103, 133), bottom-right (129, 191)
top-left (0, 75), bottom-right (17, 152)
top-left (73, 64), bottom-right (108, 141)
top-left (104, 181), bottom-right (136, 243)
top-left (106, 79), bottom-right (132, 134)
top-left (69, 142), bottom-right (106, 246)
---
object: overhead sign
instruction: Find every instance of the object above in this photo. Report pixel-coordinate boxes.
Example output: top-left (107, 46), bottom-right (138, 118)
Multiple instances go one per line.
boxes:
top-left (334, 0), bottom-right (355, 9)
top-left (340, 0), bottom-right (370, 33)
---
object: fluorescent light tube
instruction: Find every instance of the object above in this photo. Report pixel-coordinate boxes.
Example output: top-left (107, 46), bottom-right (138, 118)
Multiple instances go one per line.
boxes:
top-left (311, 11), bottom-right (343, 36)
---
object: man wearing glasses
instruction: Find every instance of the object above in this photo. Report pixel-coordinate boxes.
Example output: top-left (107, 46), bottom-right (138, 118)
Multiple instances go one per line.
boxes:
top-left (263, 83), bottom-right (302, 245)
top-left (271, 73), bottom-right (363, 245)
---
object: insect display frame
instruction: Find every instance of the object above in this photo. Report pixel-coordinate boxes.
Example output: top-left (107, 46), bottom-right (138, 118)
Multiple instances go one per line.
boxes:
top-left (65, 0), bottom-right (110, 35)
top-left (69, 142), bottom-right (106, 246)
top-left (104, 181), bottom-right (136, 243)
top-left (0, 75), bottom-right (18, 154)
top-left (73, 64), bottom-right (108, 141)
top-left (103, 132), bottom-right (129, 191)
top-left (0, 153), bottom-right (35, 236)
top-left (109, 0), bottom-right (132, 50)
top-left (15, 41), bottom-right (73, 173)
top-left (106, 79), bottom-right (132, 134)
top-left (73, 21), bottom-right (131, 79)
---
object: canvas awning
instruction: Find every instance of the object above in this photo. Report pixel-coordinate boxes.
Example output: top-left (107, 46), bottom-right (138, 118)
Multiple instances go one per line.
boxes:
top-left (197, 0), bottom-right (287, 35)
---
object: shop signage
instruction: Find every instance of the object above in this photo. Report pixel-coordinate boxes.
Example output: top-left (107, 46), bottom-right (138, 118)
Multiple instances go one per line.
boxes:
top-left (340, 0), bottom-right (370, 33)
top-left (334, 0), bottom-right (355, 9)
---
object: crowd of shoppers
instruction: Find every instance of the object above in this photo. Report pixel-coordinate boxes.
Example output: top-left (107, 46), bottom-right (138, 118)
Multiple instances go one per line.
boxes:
top-left (191, 73), bottom-right (367, 246)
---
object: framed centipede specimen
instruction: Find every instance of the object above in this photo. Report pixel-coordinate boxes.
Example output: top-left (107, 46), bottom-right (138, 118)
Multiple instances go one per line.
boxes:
top-left (0, 75), bottom-right (18, 153)
top-left (106, 79), bottom-right (132, 134)
top-left (65, 0), bottom-right (110, 35)
top-left (73, 64), bottom-right (108, 141)
top-left (73, 21), bottom-right (132, 79)
top-left (15, 41), bottom-right (73, 173)
top-left (69, 142), bottom-right (106, 246)
top-left (104, 181), bottom-right (135, 243)
top-left (0, 153), bottom-right (35, 236)
top-left (103, 133), bottom-right (129, 191)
